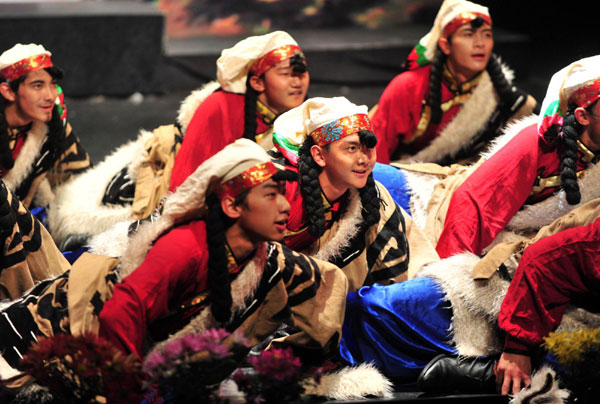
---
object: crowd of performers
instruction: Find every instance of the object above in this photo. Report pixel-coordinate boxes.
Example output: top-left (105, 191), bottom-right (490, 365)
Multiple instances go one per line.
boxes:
top-left (1, 0), bottom-right (599, 402)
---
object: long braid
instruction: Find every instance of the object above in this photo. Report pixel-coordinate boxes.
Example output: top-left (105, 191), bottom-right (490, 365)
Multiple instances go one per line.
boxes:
top-left (357, 130), bottom-right (381, 229)
top-left (243, 76), bottom-right (259, 141)
top-left (205, 193), bottom-right (233, 323)
top-left (560, 107), bottom-right (582, 205)
top-left (0, 109), bottom-right (13, 171)
top-left (428, 49), bottom-right (445, 124)
top-left (298, 137), bottom-right (326, 238)
top-left (486, 53), bottom-right (515, 104)
top-left (45, 104), bottom-right (67, 166)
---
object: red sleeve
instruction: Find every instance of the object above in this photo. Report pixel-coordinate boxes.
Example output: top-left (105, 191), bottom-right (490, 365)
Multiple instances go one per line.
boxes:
top-left (498, 218), bottom-right (600, 350)
top-left (436, 125), bottom-right (541, 258)
top-left (169, 92), bottom-right (245, 191)
top-left (372, 71), bottom-right (423, 164)
top-left (98, 222), bottom-right (208, 357)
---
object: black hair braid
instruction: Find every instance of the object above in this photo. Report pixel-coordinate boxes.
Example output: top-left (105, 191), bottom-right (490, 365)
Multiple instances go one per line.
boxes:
top-left (428, 49), bottom-right (445, 124)
top-left (45, 104), bottom-right (68, 166)
top-left (0, 110), bottom-right (14, 171)
top-left (357, 130), bottom-right (381, 229)
top-left (560, 109), bottom-right (582, 205)
top-left (205, 193), bottom-right (233, 323)
top-left (298, 137), bottom-right (326, 238)
top-left (243, 75), bottom-right (259, 141)
top-left (486, 53), bottom-right (516, 105)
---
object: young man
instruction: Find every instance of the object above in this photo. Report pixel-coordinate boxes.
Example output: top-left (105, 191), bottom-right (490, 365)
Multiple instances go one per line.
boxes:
top-left (271, 96), bottom-right (440, 292)
top-left (0, 140), bottom-right (347, 395)
top-left (371, 0), bottom-right (537, 165)
top-left (334, 55), bottom-right (600, 391)
top-left (169, 30), bottom-right (309, 191)
top-left (0, 43), bottom-right (90, 209)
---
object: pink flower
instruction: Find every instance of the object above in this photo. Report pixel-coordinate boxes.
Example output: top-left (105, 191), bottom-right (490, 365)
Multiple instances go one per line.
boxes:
top-left (248, 348), bottom-right (302, 381)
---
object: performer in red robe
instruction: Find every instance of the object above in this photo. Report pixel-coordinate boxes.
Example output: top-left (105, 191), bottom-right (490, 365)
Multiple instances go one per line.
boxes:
top-left (437, 55), bottom-right (600, 259)
top-left (169, 31), bottom-right (309, 191)
top-left (371, 0), bottom-right (536, 165)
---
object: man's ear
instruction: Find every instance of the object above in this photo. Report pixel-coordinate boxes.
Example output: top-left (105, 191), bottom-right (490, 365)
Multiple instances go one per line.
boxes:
top-left (0, 82), bottom-right (16, 102)
top-left (249, 74), bottom-right (265, 93)
top-left (310, 144), bottom-right (327, 168)
top-left (220, 196), bottom-right (242, 220)
top-left (574, 107), bottom-right (591, 127)
top-left (438, 38), bottom-right (451, 56)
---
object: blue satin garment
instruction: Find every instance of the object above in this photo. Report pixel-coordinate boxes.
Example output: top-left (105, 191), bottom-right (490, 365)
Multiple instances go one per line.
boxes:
top-left (339, 277), bottom-right (456, 385)
top-left (372, 162), bottom-right (412, 215)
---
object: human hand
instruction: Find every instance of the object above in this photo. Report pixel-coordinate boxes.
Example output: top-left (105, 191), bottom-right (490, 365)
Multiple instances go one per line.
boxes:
top-left (495, 352), bottom-right (531, 395)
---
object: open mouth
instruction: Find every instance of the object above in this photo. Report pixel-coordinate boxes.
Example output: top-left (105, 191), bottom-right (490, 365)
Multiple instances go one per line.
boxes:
top-left (353, 169), bottom-right (369, 176)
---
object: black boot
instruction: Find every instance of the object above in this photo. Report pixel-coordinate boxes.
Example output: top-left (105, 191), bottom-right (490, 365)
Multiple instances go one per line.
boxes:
top-left (417, 354), bottom-right (497, 394)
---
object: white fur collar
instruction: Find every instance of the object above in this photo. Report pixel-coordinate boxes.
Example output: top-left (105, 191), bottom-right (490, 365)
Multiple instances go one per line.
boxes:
top-left (177, 81), bottom-right (221, 134)
top-left (314, 188), bottom-right (363, 262)
top-left (399, 62), bottom-right (515, 164)
top-left (2, 121), bottom-right (47, 192)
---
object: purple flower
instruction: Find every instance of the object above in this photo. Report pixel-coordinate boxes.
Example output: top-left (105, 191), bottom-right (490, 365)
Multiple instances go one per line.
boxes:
top-left (163, 338), bottom-right (186, 361)
top-left (248, 348), bottom-right (302, 381)
top-left (143, 351), bottom-right (167, 373)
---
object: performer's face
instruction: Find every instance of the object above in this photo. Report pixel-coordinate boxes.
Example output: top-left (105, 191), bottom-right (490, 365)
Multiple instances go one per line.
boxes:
top-left (237, 179), bottom-right (291, 242)
top-left (312, 133), bottom-right (376, 199)
top-left (440, 22), bottom-right (493, 82)
top-left (8, 69), bottom-right (57, 125)
top-left (576, 100), bottom-right (600, 152)
top-left (254, 58), bottom-right (310, 115)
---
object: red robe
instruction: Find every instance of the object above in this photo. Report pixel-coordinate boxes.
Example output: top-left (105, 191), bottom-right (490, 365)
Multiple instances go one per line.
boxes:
top-left (169, 91), bottom-right (271, 191)
top-left (436, 124), bottom-right (597, 259)
top-left (372, 65), bottom-right (472, 164)
top-left (498, 218), bottom-right (600, 352)
top-left (99, 220), bottom-right (211, 357)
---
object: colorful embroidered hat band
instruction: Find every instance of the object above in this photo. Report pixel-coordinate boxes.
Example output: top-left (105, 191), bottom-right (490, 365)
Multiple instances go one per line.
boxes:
top-left (442, 12), bottom-right (491, 38)
top-left (249, 44), bottom-right (305, 77)
top-left (217, 161), bottom-right (279, 200)
top-left (1, 53), bottom-right (53, 82)
top-left (310, 113), bottom-right (373, 147)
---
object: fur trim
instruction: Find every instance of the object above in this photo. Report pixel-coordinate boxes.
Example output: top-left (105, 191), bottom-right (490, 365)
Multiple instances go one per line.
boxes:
top-left (315, 189), bottom-right (363, 262)
top-left (218, 379), bottom-right (245, 404)
top-left (303, 363), bottom-right (394, 400)
top-left (46, 132), bottom-right (150, 245)
top-left (8, 383), bottom-right (54, 404)
top-left (149, 243), bottom-right (269, 354)
top-left (2, 121), bottom-right (47, 192)
top-left (177, 81), bottom-right (221, 134)
top-left (86, 220), bottom-right (132, 258)
top-left (506, 158), bottom-right (600, 232)
top-left (32, 177), bottom-right (54, 207)
top-left (480, 114), bottom-right (538, 159)
top-left (401, 168), bottom-right (444, 229)
top-left (400, 70), bottom-right (498, 164)
top-left (509, 366), bottom-right (569, 404)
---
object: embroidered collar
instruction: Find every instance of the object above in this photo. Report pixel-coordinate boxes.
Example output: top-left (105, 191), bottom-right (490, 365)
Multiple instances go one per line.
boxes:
top-left (256, 99), bottom-right (277, 125)
top-left (442, 64), bottom-right (483, 94)
top-left (225, 242), bottom-right (256, 276)
top-left (578, 140), bottom-right (599, 164)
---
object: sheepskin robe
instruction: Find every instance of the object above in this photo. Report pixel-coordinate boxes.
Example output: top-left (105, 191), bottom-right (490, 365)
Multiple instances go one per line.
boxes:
top-left (1, 118), bottom-right (90, 209)
top-left (372, 61), bottom-right (536, 165)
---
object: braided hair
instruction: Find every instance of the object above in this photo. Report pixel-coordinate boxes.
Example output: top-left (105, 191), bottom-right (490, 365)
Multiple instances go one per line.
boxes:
top-left (243, 75), bottom-right (259, 141)
top-left (297, 130), bottom-right (380, 238)
top-left (559, 105), bottom-right (585, 205)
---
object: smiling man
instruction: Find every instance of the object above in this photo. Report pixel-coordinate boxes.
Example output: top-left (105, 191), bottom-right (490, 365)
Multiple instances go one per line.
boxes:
top-left (169, 30), bottom-right (310, 191)
top-left (371, 0), bottom-right (537, 165)
top-left (271, 97), bottom-right (439, 292)
top-left (0, 43), bottom-right (90, 209)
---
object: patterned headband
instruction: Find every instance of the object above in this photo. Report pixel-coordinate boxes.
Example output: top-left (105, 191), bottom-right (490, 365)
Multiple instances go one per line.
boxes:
top-left (442, 12), bottom-right (491, 38)
top-left (310, 113), bottom-right (373, 147)
top-left (1, 53), bottom-right (53, 82)
top-left (217, 161), bottom-right (279, 200)
top-left (249, 45), bottom-right (306, 77)
top-left (569, 77), bottom-right (600, 109)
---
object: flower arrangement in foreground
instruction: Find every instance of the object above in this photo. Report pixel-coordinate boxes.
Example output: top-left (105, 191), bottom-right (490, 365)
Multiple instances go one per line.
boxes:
top-left (142, 328), bottom-right (250, 403)
top-left (20, 333), bottom-right (143, 404)
top-left (542, 327), bottom-right (600, 404)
